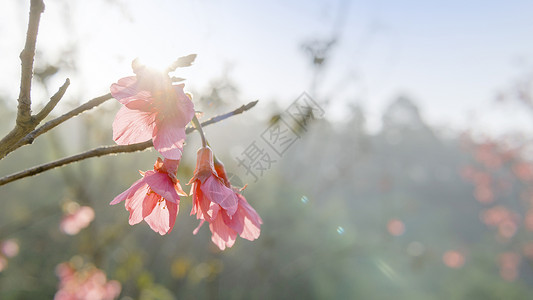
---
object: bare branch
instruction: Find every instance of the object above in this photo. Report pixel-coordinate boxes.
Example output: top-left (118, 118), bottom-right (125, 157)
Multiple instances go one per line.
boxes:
top-left (13, 93), bottom-right (113, 149)
top-left (0, 141), bottom-right (152, 186)
top-left (0, 0), bottom-right (46, 159)
top-left (1, 80), bottom-right (75, 158)
top-left (33, 78), bottom-right (70, 123)
top-left (17, 0), bottom-right (45, 126)
top-left (199, 100), bottom-right (258, 127)
top-left (0, 101), bottom-right (258, 186)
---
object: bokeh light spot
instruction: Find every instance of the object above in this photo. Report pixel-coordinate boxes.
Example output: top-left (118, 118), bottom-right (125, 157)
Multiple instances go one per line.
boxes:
top-left (336, 226), bottom-right (344, 235)
top-left (442, 250), bottom-right (465, 269)
top-left (387, 219), bottom-right (405, 236)
top-left (1, 239), bottom-right (19, 258)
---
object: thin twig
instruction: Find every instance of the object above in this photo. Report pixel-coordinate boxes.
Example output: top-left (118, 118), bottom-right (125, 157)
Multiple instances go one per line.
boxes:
top-left (33, 78), bottom-right (70, 123)
top-left (1, 81), bottom-right (73, 158)
top-left (0, 100), bottom-right (258, 186)
top-left (200, 100), bottom-right (258, 127)
top-left (13, 93), bottom-right (113, 149)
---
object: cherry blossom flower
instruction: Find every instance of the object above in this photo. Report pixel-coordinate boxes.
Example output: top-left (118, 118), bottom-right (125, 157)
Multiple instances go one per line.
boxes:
top-left (60, 204), bottom-right (95, 235)
top-left (111, 157), bottom-right (185, 235)
top-left (55, 262), bottom-right (121, 300)
top-left (110, 63), bottom-right (195, 160)
top-left (189, 147), bottom-right (262, 250)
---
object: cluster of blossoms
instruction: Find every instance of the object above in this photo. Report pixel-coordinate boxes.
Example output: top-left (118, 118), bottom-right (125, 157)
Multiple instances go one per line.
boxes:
top-left (110, 57), bottom-right (262, 250)
top-left (54, 261), bottom-right (121, 300)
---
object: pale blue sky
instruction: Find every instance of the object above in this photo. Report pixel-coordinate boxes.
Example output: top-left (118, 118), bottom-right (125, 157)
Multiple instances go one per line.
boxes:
top-left (2, 0), bottom-right (533, 134)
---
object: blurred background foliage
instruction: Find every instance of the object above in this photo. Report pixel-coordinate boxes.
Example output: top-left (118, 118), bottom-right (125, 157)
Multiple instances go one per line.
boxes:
top-left (2, 0), bottom-right (533, 299)
top-left (2, 87), bottom-right (533, 299)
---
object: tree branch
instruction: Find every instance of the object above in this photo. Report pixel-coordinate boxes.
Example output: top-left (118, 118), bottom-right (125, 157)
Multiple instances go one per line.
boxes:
top-left (0, 100), bottom-right (258, 186)
top-left (200, 100), bottom-right (258, 127)
top-left (1, 81), bottom-right (74, 158)
top-left (13, 93), bottom-right (113, 149)
top-left (33, 78), bottom-right (70, 123)
top-left (0, 0), bottom-right (47, 159)
top-left (17, 0), bottom-right (45, 126)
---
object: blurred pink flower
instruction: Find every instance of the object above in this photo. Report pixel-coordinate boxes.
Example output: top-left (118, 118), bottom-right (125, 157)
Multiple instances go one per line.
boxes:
top-left (110, 64), bottom-right (195, 160)
top-left (387, 219), bottom-right (405, 236)
top-left (60, 206), bottom-right (95, 236)
top-left (111, 158), bottom-right (185, 235)
top-left (0, 239), bottom-right (19, 258)
top-left (189, 147), bottom-right (262, 250)
top-left (443, 250), bottom-right (465, 269)
top-left (499, 252), bottom-right (520, 281)
top-left (55, 262), bottom-right (121, 300)
top-left (512, 162), bottom-right (533, 182)
top-left (480, 206), bottom-right (520, 239)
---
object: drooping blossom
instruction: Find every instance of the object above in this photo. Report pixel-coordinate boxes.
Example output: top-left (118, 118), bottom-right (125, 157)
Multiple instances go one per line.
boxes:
top-left (111, 157), bottom-right (185, 235)
top-left (189, 146), bottom-right (262, 250)
top-left (55, 261), bottom-right (121, 300)
top-left (60, 203), bottom-right (95, 235)
top-left (110, 61), bottom-right (195, 160)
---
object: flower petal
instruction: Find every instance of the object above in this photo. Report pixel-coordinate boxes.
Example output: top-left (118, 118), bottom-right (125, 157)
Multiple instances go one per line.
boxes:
top-left (113, 106), bottom-right (155, 145)
top-left (172, 84), bottom-right (196, 127)
top-left (238, 194), bottom-right (263, 226)
top-left (152, 120), bottom-right (186, 160)
top-left (190, 182), bottom-right (216, 222)
top-left (193, 220), bottom-right (205, 235)
top-left (223, 194), bottom-right (261, 240)
top-left (111, 76), bottom-right (153, 107)
top-left (209, 214), bottom-right (237, 250)
top-left (142, 192), bottom-right (158, 219)
top-left (144, 199), bottom-right (179, 235)
top-left (125, 184), bottom-right (150, 225)
top-left (143, 171), bottom-right (180, 204)
top-left (110, 76), bottom-right (138, 101)
top-left (201, 176), bottom-right (238, 216)
top-left (110, 177), bottom-right (145, 205)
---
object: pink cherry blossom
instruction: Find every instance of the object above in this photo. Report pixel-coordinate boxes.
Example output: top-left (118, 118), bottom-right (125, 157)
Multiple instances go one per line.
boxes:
top-left (111, 158), bottom-right (185, 235)
top-left (110, 64), bottom-right (195, 160)
top-left (189, 147), bottom-right (239, 220)
top-left (198, 193), bottom-right (263, 250)
top-left (189, 147), bottom-right (262, 250)
top-left (60, 205), bottom-right (95, 235)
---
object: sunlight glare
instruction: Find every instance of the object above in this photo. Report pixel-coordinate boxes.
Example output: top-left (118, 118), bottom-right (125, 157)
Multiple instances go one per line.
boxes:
top-left (135, 55), bottom-right (174, 73)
